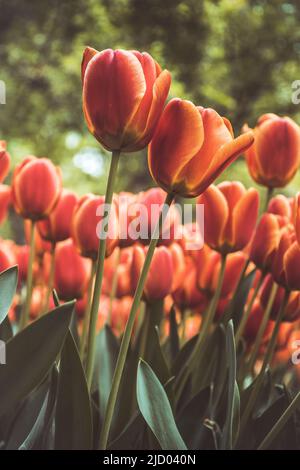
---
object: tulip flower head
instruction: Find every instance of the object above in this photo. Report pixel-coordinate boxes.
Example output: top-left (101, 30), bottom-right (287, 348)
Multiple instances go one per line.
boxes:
top-left (244, 113), bottom-right (300, 188)
top-left (82, 48), bottom-right (171, 152)
top-left (148, 99), bottom-right (254, 198)
top-left (0, 141), bottom-right (10, 183)
top-left (250, 213), bottom-right (282, 272)
top-left (12, 156), bottom-right (62, 221)
top-left (198, 181), bottom-right (259, 254)
top-left (37, 189), bottom-right (78, 243)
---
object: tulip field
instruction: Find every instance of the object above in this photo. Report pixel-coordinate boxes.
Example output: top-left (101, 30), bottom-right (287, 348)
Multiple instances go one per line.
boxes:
top-left (2, 8), bottom-right (300, 456)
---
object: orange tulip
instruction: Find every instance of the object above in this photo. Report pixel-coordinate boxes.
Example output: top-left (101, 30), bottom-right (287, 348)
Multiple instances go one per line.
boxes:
top-left (173, 254), bottom-right (208, 310)
top-left (131, 245), bottom-right (173, 302)
top-left (103, 248), bottom-right (133, 298)
top-left (37, 189), bottom-right (78, 243)
top-left (12, 156), bottom-right (62, 220)
top-left (117, 192), bottom-right (138, 248)
top-left (0, 184), bottom-right (11, 224)
top-left (169, 242), bottom-right (186, 292)
top-left (0, 240), bottom-right (16, 272)
top-left (260, 274), bottom-right (300, 322)
top-left (72, 194), bottom-right (119, 260)
top-left (244, 113), bottom-right (300, 188)
top-left (54, 239), bottom-right (91, 301)
top-left (197, 181), bottom-right (259, 254)
top-left (294, 192), bottom-right (300, 245)
top-left (268, 194), bottom-right (294, 222)
top-left (148, 98), bottom-right (254, 198)
top-left (250, 213), bottom-right (281, 272)
top-left (0, 141), bottom-right (10, 183)
top-left (271, 225), bottom-right (300, 291)
top-left (82, 48), bottom-right (171, 152)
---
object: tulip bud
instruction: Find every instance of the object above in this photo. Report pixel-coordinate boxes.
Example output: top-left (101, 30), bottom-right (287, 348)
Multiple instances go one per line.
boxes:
top-left (72, 193), bottom-right (119, 260)
top-left (103, 248), bottom-right (133, 298)
top-left (37, 189), bottom-right (78, 243)
top-left (250, 213), bottom-right (281, 271)
top-left (131, 245), bottom-right (173, 302)
top-left (294, 192), bottom-right (300, 245)
top-left (148, 98), bottom-right (254, 198)
top-left (0, 184), bottom-right (11, 224)
top-left (268, 194), bottom-right (293, 221)
top-left (12, 156), bottom-right (62, 220)
top-left (0, 240), bottom-right (16, 272)
top-left (244, 114), bottom-right (300, 188)
top-left (198, 181), bottom-right (259, 254)
top-left (0, 141), bottom-right (10, 183)
top-left (173, 254), bottom-right (208, 310)
top-left (54, 239), bottom-right (91, 301)
top-left (82, 48), bottom-right (171, 152)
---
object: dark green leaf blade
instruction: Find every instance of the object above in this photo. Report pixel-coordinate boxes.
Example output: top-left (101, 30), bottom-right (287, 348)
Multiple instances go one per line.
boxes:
top-left (0, 301), bottom-right (74, 418)
top-left (55, 331), bottom-right (92, 450)
top-left (0, 266), bottom-right (18, 325)
top-left (137, 359), bottom-right (187, 450)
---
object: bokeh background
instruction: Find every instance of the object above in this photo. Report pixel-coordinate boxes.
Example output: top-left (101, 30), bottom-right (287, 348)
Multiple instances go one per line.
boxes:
top-left (1, 0), bottom-right (300, 210)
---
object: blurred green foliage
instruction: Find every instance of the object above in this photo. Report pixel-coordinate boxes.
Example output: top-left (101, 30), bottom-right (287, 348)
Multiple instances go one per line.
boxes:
top-left (0, 0), bottom-right (300, 197)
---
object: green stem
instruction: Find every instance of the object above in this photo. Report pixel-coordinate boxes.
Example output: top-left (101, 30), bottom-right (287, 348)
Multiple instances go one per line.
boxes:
top-left (235, 274), bottom-right (264, 344)
top-left (86, 150), bottom-right (120, 389)
top-left (99, 192), bottom-right (174, 450)
top-left (246, 281), bottom-right (278, 376)
top-left (80, 260), bottom-right (97, 360)
top-left (258, 389), bottom-right (300, 450)
top-left (221, 258), bottom-right (250, 325)
top-left (239, 289), bottom-right (290, 438)
top-left (108, 248), bottom-right (121, 326)
top-left (20, 220), bottom-right (36, 329)
top-left (263, 187), bottom-right (274, 213)
top-left (43, 242), bottom-right (56, 314)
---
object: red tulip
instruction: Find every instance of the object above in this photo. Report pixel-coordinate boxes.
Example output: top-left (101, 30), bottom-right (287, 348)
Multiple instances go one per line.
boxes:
top-left (54, 239), bottom-right (91, 301)
top-left (0, 141), bottom-right (10, 183)
top-left (173, 254), bottom-right (208, 310)
top-left (148, 98), bottom-right (254, 197)
top-left (103, 248), bottom-right (133, 298)
top-left (197, 181), bottom-right (259, 254)
top-left (131, 245), bottom-right (173, 302)
top-left (268, 194), bottom-right (294, 222)
top-left (0, 184), bottom-right (11, 224)
top-left (82, 48), bottom-right (171, 152)
top-left (12, 156), bottom-right (62, 220)
top-left (169, 243), bottom-right (186, 292)
top-left (0, 240), bottom-right (16, 272)
top-left (244, 113), bottom-right (300, 188)
top-left (250, 213), bottom-right (281, 272)
top-left (72, 194), bottom-right (119, 260)
top-left (37, 189), bottom-right (78, 243)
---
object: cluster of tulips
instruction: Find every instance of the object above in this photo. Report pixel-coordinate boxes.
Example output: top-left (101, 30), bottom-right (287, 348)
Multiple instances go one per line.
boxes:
top-left (1, 48), bottom-right (300, 450)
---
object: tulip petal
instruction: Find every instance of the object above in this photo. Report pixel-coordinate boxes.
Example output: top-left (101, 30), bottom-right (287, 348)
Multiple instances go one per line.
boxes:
top-left (284, 241), bottom-right (300, 291)
top-left (250, 213), bottom-right (280, 270)
top-left (197, 185), bottom-right (229, 249)
top-left (148, 98), bottom-right (204, 191)
top-left (231, 188), bottom-right (259, 250)
top-left (81, 47), bottom-right (98, 82)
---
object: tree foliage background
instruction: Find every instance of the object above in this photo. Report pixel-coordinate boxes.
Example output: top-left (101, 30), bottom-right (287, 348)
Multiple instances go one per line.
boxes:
top-left (1, 0), bottom-right (300, 196)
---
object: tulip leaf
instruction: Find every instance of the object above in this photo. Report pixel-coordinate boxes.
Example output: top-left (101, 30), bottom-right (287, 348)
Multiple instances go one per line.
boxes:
top-left (137, 359), bottom-right (187, 450)
top-left (0, 315), bottom-right (13, 342)
top-left (0, 265), bottom-right (18, 325)
top-left (221, 320), bottom-right (239, 450)
top-left (92, 325), bottom-right (119, 420)
top-left (0, 300), bottom-right (74, 419)
top-left (55, 331), bottom-right (92, 450)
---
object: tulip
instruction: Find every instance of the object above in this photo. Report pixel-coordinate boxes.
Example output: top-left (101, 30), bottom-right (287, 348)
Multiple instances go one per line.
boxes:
top-left (249, 213), bottom-right (281, 272)
top-left (0, 240), bottom-right (16, 273)
top-left (12, 156), bottom-right (62, 221)
top-left (169, 243), bottom-right (186, 292)
top-left (271, 225), bottom-right (300, 290)
top-left (24, 220), bottom-right (52, 256)
top-left (148, 98), bottom-right (254, 198)
top-left (268, 194), bottom-right (294, 222)
top-left (177, 223), bottom-right (204, 259)
top-left (72, 194), bottom-right (119, 260)
top-left (14, 244), bottom-right (29, 285)
top-left (294, 192), bottom-right (300, 245)
top-left (260, 274), bottom-right (300, 322)
top-left (54, 239), bottom-right (91, 301)
top-left (0, 185), bottom-right (11, 224)
top-left (37, 189), bottom-right (78, 243)
top-left (82, 48), bottom-right (171, 152)
top-left (131, 245), bottom-right (173, 302)
top-left (243, 299), bottom-right (273, 346)
top-left (118, 192), bottom-right (138, 248)
top-left (0, 141), bottom-right (10, 183)
top-left (244, 113), bottom-right (300, 188)
top-left (103, 248), bottom-right (133, 298)
top-left (173, 254), bottom-right (208, 310)
top-left (197, 181), bottom-right (259, 254)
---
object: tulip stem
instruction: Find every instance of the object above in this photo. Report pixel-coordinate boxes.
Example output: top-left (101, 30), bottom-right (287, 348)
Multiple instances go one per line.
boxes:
top-left (246, 281), bottom-right (278, 377)
top-left (20, 220), bottom-right (36, 330)
top-left (235, 274), bottom-right (264, 344)
top-left (108, 247), bottom-right (121, 326)
top-left (80, 260), bottom-right (97, 360)
top-left (99, 192), bottom-right (174, 450)
top-left (239, 289), bottom-right (290, 440)
top-left (86, 150), bottom-right (120, 389)
top-left (263, 187), bottom-right (274, 213)
top-left (43, 242), bottom-right (56, 314)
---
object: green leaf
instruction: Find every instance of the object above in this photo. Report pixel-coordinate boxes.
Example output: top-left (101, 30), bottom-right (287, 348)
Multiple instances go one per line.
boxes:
top-left (55, 331), bottom-right (92, 450)
top-left (0, 266), bottom-right (18, 325)
top-left (137, 359), bottom-right (187, 450)
top-left (0, 315), bottom-right (13, 342)
top-left (0, 301), bottom-right (74, 419)
top-left (221, 320), bottom-right (239, 450)
top-left (92, 325), bottom-right (119, 420)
